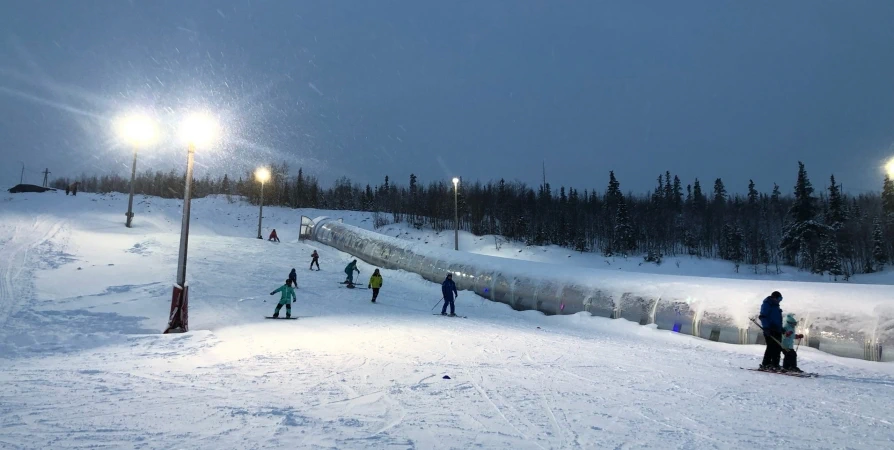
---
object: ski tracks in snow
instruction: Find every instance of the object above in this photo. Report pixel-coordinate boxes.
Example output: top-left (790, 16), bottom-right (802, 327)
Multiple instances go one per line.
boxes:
top-left (0, 215), bottom-right (66, 332)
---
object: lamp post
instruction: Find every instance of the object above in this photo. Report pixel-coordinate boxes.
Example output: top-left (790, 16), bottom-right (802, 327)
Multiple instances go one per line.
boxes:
top-left (452, 177), bottom-right (460, 251)
top-left (165, 113), bottom-right (218, 334)
top-left (115, 114), bottom-right (158, 228)
top-left (255, 167), bottom-right (271, 239)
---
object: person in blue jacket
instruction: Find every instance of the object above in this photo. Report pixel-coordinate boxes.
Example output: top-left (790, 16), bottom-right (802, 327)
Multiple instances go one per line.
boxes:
top-left (441, 273), bottom-right (458, 316)
top-left (759, 291), bottom-right (784, 371)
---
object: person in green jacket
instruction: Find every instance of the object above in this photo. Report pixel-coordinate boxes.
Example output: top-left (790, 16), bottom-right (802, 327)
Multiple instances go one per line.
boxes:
top-left (270, 279), bottom-right (297, 318)
top-left (344, 259), bottom-right (360, 286)
top-left (368, 269), bottom-right (383, 303)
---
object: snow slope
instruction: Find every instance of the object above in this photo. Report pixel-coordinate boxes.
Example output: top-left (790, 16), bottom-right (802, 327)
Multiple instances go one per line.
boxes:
top-left (1, 192), bottom-right (893, 449)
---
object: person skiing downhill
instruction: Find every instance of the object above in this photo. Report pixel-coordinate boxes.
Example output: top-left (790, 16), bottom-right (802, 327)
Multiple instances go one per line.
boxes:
top-left (344, 259), bottom-right (360, 286)
top-left (310, 250), bottom-right (320, 271)
top-left (288, 268), bottom-right (297, 287)
top-left (759, 291), bottom-right (784, 371)
top-left (270, 279), bottom-right (296, 318)
top-left (441, 273), bottom-right (458, 316)
top-left (368, 269), bottom-right (383, 302)
top-left (781, 313), bottom-right (805, 372)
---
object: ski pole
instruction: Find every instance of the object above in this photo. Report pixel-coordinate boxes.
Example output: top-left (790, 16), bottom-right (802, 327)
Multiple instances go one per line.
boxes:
top-left (431, 297), bottom-right (444, 311)
top-left (749, 317), bottom-right (785, 348)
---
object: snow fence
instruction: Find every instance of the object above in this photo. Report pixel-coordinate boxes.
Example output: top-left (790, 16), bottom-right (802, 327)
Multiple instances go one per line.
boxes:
top-left (310, 218), bottom-right (894, 362)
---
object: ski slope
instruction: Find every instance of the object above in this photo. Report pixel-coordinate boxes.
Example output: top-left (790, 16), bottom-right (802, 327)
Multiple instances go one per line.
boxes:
top-left (1, 192), bottom-right (893, 449)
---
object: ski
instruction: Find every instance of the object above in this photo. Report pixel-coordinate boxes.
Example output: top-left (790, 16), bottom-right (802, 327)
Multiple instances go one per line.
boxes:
top-left (265, 316), bottom-right (298, 320)
top-left (433, 314), bottom-right (467, 319)
top-left (741, 368), bottom-right (818, 378)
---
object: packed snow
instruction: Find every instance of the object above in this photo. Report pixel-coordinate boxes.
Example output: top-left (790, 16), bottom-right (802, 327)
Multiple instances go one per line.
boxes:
top-left (1, 192), bottom-right (893, 449)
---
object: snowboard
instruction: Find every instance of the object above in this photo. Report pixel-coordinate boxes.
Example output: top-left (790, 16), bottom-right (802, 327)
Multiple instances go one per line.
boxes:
top-left (741, 368), bottom-right (818, 378)
top-left (433, 314), bottom-right (467, 319)
top-left (265, 316), bottom-right (298, 320)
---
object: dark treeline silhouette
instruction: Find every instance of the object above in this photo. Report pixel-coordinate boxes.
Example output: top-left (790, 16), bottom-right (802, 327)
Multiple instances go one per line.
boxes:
top-left (53, 161), bottom-right (894, 279)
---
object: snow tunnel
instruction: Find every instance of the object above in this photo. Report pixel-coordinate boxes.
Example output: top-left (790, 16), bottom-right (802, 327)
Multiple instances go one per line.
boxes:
top-left (309, 218), bottom-right (894, 362)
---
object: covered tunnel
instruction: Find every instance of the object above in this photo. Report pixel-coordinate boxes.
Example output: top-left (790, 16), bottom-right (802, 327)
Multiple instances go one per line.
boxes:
top-left (307, 217), bottom-right (893, 362)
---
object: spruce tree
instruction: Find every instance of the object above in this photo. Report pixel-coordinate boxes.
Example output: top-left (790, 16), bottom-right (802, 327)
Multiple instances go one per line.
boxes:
top-left (873, 218), bottom-right (887, 270)
top-left (883, 175), bottom-right (894, 218)
top-left (613, 196), bottom-right (636, 255)
top-left (827, 174), bottom-right (846, 227)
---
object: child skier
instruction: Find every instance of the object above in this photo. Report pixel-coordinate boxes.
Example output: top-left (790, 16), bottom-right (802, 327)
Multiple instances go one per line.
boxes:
top-left (288, 268), bottom-right (297, 287)
top-left (268, 229), bottom-right (280, 242)
top-left (269, 279), bottom-right (296, 318)
top-left (344, 259), bottom-right (360, 287)
top-left (310, 250), bottom-right (320, 270)
top-left (781, 313), bottom-right (805, 373)
top-left (368, 269), bottom-right (383, 302)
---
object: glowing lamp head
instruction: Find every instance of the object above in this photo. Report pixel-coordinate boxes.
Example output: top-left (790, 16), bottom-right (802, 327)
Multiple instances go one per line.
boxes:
top-left (886, 157), bottom-right (894, 178)
top-left (452, 177), bottom-right (459, 185)
top-left (255, 167), bottom-right (271, 184)
top-left (180, 112), bottom-right (219, 148)
top-left (115, 113), bottom-right (158, 147)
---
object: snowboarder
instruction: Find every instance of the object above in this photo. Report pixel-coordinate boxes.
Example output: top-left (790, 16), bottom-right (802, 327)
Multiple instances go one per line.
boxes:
top-left (368, 269), bottom-right (383, 302)
top-left (268, 229), bottom-right (280, 242)
top-left (310, 250), bottom-right (320, 270)
top-left (781, 313), bottom-right (805, 373)
top-left (270, 279), bottom-right (296, 318)
top-left (441, 273), bottom-right (458, 316)
top-left (344, 259), bottom-right (360, 286)
top-left (288, 268), bottom-right (297, 287)
top-left (759, 291), bottom-right (784, 371)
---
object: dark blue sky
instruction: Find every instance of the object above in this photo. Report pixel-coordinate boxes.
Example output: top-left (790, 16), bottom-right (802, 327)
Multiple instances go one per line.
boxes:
top-left (2, 0), bottom-right (894, 195)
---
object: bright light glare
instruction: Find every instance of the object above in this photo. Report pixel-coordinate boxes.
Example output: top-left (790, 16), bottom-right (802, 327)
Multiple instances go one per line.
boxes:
top-left (255, 167), bottom-right (271, 183)
top-left (452, 177), bottom-right (459, 185)
top-left (115, 114), bottom-right (158, 147)
top-left (886, 157), bottom-right (894, 178)
top-left (180, 113), bottom-right (219, 147)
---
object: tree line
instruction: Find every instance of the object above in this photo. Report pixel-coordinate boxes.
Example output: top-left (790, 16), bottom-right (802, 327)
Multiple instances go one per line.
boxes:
top-left (53, 161), bottom-right (894, 279)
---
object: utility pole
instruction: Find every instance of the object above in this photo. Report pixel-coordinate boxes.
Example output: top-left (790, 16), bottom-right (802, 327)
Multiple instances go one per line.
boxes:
top-left (20, 163), bottom-right (25, 184)
top-left (42, 168), bottom-right (50, 187)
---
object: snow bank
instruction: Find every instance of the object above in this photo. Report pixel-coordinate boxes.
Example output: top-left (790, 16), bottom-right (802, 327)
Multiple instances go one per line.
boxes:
top-left (311, 219), bottom-right (894, 361)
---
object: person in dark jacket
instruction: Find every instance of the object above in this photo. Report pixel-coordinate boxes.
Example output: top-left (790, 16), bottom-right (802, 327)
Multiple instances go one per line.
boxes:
top-left (288, 268), bottom-right (297, 287)
top-left (441, 273), bottom-right (458, 316)
top-left (759, 291), bottom-right (784, 371)
top-left (310, 250), bottom-right (320, 271)
top-left (268, 229), bottom-right (280, 242)
top-left (71, 182), bottom-right (79, 196)
top-left (344, 259), bottom-right (360, 286)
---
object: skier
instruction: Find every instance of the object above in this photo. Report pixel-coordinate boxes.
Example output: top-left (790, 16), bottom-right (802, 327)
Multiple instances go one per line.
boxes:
top-left (269, 279), bottom-right (296, 318)
top-left (268, 229), bottom-right (280, 242)
top-left (759, 291), bottom-right (784, 371)
top-left (65, 185), bottom-right (70, 195)
top-left (440, 273), bottom-right (458, 316)
top-left (344, 259), bottom-right (360, 286)
top-left (781, 313), bottom-right (805, 373)
top-left (288, 268), bottom-right (297, 287)
top-left (310, 250), bottom-right (320, 271)
top-left (368, 269), bottom-right (383, 302)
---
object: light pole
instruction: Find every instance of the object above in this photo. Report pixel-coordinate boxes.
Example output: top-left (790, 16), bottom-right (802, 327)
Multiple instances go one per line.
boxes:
top-left (452, 177), bottom-right (460, 251)
top-left (115, 114), bottom-right (158, 228)
top-left (255, 167), bottom-right (271, 239)
top-left (165, 112), bottom-right (218, 334)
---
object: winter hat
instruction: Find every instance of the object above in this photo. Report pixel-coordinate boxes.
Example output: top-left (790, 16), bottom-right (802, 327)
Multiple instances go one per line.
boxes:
top-left (771, 291), bottom-right (782, 300)
top-left (785, 313), bottom-right (797, 324)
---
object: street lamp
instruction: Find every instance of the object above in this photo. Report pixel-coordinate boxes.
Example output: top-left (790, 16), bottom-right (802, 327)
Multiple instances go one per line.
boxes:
top-left (886, 157), bottom-right (894, 178)
top-left (452, 177), bottom-right (460, 251)
top-left (255, 167), bottom-right (271, 239)
top-left (165, 112), bottom-right (219, 334)
top-left (115, 113), bottom-right (158, 228)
